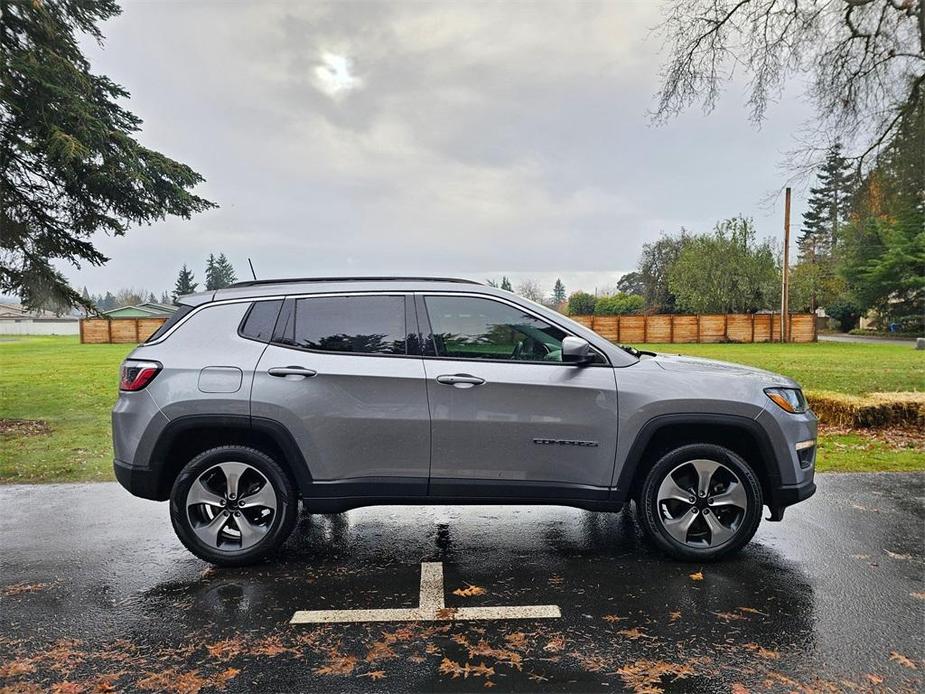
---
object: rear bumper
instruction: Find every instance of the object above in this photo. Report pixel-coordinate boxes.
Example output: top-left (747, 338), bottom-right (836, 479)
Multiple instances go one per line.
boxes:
top-left (766, 479), bottom-right (816, 521)
top-left (114, 459), bottom-right (162, 501)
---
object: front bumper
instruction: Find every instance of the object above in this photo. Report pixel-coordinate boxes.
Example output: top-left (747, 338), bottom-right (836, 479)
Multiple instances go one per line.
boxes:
top-left (765, 479), bottom-right (816, 521)
top-left (114, 459), bottom-right (161, 501)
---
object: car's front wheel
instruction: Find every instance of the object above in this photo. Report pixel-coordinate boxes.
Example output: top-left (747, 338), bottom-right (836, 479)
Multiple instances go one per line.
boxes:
top-left (637, 444), bottom-right (763, 561)
top-left (169, 446), bottom-right (297, 566)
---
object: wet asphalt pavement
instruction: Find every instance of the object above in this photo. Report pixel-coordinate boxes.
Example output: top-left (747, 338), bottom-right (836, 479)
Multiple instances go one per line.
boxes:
top-left (1, 474), bottom-right (923, 693)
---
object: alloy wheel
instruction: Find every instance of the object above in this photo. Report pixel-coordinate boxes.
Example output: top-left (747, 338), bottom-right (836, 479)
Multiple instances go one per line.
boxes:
top-left (655, 458), bottom-right (748, 548)
top-left (186, 461), bottom-right (278, 550)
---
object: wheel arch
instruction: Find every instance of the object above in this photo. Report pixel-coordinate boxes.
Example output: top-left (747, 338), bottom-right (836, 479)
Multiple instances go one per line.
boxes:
top-left (613, 413), bottom-right (780, 505)
top-left (148, 415), bottom-right (311, 501)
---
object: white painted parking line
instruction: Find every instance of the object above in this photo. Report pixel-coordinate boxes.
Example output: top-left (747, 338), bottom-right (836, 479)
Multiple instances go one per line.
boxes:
top-left (290, 562), bottom-right (560, 624)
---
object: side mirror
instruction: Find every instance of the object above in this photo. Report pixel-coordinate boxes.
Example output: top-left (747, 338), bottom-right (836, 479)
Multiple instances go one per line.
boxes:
top-left (562, 336), bottom-right (592, 365)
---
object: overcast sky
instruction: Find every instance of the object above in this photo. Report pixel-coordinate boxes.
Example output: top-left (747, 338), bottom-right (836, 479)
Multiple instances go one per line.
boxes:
top-left (64, 0), bottom-right (813, 298)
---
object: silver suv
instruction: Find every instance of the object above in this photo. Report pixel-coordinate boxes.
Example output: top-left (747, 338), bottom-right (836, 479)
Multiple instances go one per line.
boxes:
top-left (113, 277), bottom-right (816, 566)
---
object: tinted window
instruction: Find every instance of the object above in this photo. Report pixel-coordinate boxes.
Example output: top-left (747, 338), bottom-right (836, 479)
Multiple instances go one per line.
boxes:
top-left (145, 304), bottom-right (193, 342)
top-left (239, 300), bottom-right (282, 342)
top-left (425, 296), bottom-right (568, 362)
top-left (285, 296), bottom-right (407, 355)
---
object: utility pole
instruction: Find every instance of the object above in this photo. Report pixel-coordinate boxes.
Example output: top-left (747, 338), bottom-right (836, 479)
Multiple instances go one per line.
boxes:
top-left (781, 187), bottom-right (791, 343)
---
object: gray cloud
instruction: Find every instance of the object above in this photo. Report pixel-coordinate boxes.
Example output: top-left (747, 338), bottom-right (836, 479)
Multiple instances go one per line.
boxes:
top-left (64, 1), bottom-right (812, 297)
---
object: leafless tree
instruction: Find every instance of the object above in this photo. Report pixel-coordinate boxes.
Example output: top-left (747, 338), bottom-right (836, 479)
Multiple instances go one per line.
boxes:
top-left (516, 279), bottom-right (545, 303)
top-left (652, 0), bottom-right (924, 174)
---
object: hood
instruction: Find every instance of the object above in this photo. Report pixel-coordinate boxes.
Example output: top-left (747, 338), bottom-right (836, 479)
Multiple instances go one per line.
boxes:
top-left (651, 353), bottom-right (797, 387)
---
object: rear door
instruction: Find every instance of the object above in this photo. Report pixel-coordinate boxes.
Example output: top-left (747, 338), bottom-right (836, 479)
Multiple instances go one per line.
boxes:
top-left (251, 293), bottom-right (430, 496)
top-left (419, 293), bottom-right (619, 496)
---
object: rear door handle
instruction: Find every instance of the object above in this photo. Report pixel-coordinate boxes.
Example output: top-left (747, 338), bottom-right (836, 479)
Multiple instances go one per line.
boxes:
top-left (435, 374), bottom-right (485, 388)
top-left (268, 366), bottom-right (317, 378)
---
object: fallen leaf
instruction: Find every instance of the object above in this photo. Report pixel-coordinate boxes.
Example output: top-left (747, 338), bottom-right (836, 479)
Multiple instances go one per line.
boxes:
top-left (543, 635), bottom-right (565, 653)
top-left (603, 614), bottom-right (625, 623)
top-left (315, 655), bottom-right (357, 676)
top-left (358, 670), bottom-right (386, 681)
top-left (50, 683), bottom-right (83, 694)
top-left (1, 582), bottom-right (52, 597)
top-left (214, 668), bottom-right (240, 688)
top-left (205, 640), bottom-right (242, 660)
top-left (885, 550), bottom-right (912, 560)
top-left (504, 632), bottom-right (527, 649)
top-left (889, 651), bottom-right (917, 669)
top-left (866, 673), bottom-right (884, 684)
top-left (912, 592), bottom-right (925, 601)
top-left (453, 584), bottom-right (487, 598)
top-left (737, 607), bottom-right (768, 616)
top-left (435, 607), bottom-right (458, 620)
top-left (712, 611), bottom-right (747, 622)
top-left (0, 658), bottom-right (36, 678)
top-left (743, 642), bottom-right (780, 660)
top-left (364, 641), bottom-right (397, 663)
top-left (731, 683), bottom-right (749, 694)
top-left (689, 571), bottom-right (704, 581)
top-left (669, 611), bottom-right (682, 622)
top-left (617, 628), bottom-right (654, 641)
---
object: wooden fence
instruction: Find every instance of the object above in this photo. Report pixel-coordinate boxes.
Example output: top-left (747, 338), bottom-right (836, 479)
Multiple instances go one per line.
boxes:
top-left (80, 317), bottom-right (168, 344)
top-left (80, 312), bottom-right (816, 345)
top-left (570, 313), bottom-right (816, 343)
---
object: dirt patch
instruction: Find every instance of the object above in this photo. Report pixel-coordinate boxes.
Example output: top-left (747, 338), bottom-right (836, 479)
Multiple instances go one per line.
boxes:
top-left (819, 424), bottom-right (925, 450)
top-left (0, 419), bottom-right (52, 437)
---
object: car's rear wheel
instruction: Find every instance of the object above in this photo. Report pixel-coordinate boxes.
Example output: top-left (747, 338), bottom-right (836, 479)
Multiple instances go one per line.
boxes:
top-left (170, 446), bottom-right (297, 566)
top-left (637, 444), bottom-right (762, 561)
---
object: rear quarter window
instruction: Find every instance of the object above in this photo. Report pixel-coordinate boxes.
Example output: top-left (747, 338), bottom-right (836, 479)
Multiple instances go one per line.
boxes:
top-left (144, 305), bottom-right (193, 343)
top-left (239, 300), bottom-right (283, 343)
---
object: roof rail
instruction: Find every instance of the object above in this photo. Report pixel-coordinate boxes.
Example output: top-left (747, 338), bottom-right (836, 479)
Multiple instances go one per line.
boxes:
top-left (227, 276), bottom-right (482, 288)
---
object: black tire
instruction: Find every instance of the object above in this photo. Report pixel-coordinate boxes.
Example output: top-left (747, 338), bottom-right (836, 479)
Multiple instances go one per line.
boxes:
top-left (637, 443), bottom-right (763, 562)
top-left (170, 446), bottom-right (298, 566)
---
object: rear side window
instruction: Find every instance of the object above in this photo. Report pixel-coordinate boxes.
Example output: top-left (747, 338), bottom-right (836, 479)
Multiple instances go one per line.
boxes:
top-left (279, 296), bottom-right (407, 355)
top-left (145, 305), bottom-right (193, 343)
top-left (239, 300), bottom-right (282, 342)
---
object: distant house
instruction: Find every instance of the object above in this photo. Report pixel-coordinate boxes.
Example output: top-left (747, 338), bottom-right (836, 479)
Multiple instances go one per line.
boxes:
top-left (101, 302), bottom-right (178, 319)
top-left (0, 303), bottom-right (80, 335)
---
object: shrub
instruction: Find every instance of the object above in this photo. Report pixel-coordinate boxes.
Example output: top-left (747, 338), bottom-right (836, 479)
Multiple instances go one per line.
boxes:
top-left (594, 293), bottom-right (645, 315)
top-left (567, 291), bottom-right (597, 315)
top-left (825, 298), bottom-right (863, 332)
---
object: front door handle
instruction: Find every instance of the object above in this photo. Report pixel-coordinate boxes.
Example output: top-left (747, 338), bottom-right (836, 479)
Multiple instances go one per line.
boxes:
top-left (268, 366), bottom-right (317, 378)
top-left (435, 374), bottom-right (485, 388)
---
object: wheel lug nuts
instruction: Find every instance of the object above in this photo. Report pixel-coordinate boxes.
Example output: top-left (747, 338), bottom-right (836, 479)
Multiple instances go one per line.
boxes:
top-left (219, 499), bottom-right (226, 506)
top-left (223, 510), bottom-right (229, 516)
top-left (699, 490), bottom-right (706, 497)
top-left (688, 496), bottom-right (696, 503)
top-left (691, 508), bottom-right (698, 514)
top-left (708, 497), bottom-right (714, 505)
top-left (703, 508), bottom-right (710, 515)
top-left (234, 511), bottom-right (241, 516)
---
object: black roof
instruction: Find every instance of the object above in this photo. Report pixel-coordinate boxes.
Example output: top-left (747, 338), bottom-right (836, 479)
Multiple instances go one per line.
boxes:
top-left (228, 276), bottom-right (481, 288)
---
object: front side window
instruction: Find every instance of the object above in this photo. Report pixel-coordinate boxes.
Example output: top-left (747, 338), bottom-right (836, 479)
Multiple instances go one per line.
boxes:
top-left (279, 296), bottom-right (407, 355)
top-left (425, 296), bottom-right (572, 362)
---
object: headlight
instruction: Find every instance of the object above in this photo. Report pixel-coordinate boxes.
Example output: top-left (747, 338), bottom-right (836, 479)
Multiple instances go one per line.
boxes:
top-left (764, 387), bottom-right (807, 414)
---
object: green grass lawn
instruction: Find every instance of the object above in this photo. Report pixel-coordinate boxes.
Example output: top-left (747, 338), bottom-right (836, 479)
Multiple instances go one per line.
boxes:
top-left (638, 342), bottom-right (925, 395)
top-left (0, 335), bottom-right (922, 483)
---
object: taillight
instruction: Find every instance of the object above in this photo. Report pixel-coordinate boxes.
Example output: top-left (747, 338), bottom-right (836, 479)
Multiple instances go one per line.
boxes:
top-left (120, 360), bottom-right (162, 391)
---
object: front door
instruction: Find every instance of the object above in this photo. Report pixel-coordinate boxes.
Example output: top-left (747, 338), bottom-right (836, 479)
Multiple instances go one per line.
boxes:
top-left (251, 294), bottom-right (430, 497)
top-left (419, 294), bottom-right (619, 496)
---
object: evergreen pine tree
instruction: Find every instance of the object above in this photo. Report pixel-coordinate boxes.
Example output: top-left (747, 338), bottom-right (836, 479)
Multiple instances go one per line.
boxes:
top-left (796, 143), bottom-right (855, 311)
top-left (552, 278), bottom-right (566, 304)
top-left (173, 265), bottom-right (198, 299)
top-left (204, 254), bottom-right (219, 291)
top-left (0, 2), bottom-right (215, 311)
top-left (160, 291), bottom-right (172, 305)
top-left (100, 291), bottom-right (116, 311)
top-left (216, 253), bottom-right (237, 287)
top-left (501, 276), bottom-right (513, 292)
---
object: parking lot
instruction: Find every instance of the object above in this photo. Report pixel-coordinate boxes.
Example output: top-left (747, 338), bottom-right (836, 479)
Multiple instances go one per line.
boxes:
top-left (1, 473), bottom-right (922, 693)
